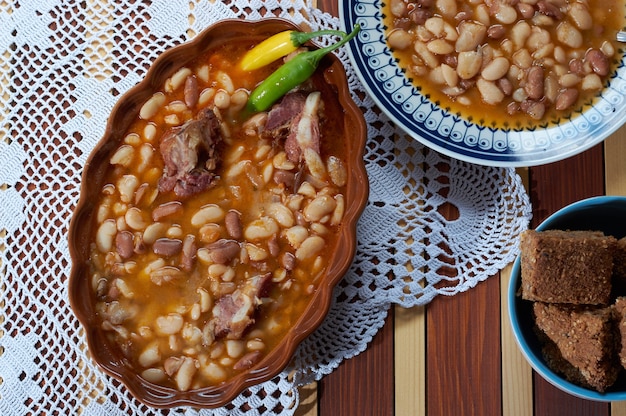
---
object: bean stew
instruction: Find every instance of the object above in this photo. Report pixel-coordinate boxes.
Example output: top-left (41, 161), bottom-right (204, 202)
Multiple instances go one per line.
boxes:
top-left (74, 24), bottom-right (360, 396)
top-left (384, 0), bottom-right (625, 127)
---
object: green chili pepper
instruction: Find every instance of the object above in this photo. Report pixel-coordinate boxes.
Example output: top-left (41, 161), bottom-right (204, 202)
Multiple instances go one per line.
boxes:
top-left (240, 28), bottom-right (348, 71)
top-left (246, 24), bottom-right (361, 114)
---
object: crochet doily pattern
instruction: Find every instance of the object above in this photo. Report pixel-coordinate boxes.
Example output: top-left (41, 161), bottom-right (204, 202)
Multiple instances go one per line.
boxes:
top-left (0, 1), bottom-right (532, 414)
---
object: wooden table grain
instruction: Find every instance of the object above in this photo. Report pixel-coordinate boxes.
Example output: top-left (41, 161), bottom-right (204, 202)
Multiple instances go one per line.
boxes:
top-left (300, 1), bottom-right (626, 415)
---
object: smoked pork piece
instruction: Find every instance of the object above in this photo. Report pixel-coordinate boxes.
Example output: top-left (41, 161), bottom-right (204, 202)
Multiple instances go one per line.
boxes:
top-left (520, 230), bottom-right (616, 305)
top-left (263, 91), bottom-right (321, 164)
top-left (158, 108), bottom-right (222, 198)
top-left (211, 272), bottom-right (272, 339)
top-left (534, 302), bottom-right (620, 392)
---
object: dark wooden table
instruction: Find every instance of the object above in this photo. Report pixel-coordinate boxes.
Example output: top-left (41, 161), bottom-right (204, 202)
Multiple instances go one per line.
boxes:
top-left (294, 1), bottom-right (626, 415)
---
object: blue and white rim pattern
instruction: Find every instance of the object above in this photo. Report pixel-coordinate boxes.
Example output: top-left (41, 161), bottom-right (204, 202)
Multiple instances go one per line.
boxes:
top-left (340, 0), bottom-right (626, 167)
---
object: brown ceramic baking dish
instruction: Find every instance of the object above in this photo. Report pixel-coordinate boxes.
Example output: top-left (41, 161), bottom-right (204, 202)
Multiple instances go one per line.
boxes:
top-left (68, 18), bottom-right (368, 408)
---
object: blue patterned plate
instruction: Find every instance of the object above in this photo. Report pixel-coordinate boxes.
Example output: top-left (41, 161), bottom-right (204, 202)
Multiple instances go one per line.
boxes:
top-left (339, 0), bottom-right (626, 167)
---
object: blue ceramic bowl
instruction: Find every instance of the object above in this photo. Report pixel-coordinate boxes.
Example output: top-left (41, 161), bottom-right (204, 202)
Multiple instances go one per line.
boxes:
top-left (508, 196), bottom-right (626, 401)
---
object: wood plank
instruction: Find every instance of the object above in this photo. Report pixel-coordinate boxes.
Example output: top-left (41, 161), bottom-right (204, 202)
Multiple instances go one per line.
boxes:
top-left (500, 167), bottom-right (533, 416)
top-left (528, 144), bottom-right (609, 415)
top-left (313, 0), bottom-right (395, 412)
top-left (605, 124), bottom-right (626, 196)
top-left (394, 305), bottom-right (426, 416)
top-left (426, 276), bottom-right (502, 416)
top-left (528, 144), bottom-right (605, 227)
top-left (500, 264), bottom-right (533, 416)
top-left (294, 383), bottom-right (318, 416)
top-left (317, 312), bottom-right (395, 416)
top-left (603, 120), bottom-right (626, 416)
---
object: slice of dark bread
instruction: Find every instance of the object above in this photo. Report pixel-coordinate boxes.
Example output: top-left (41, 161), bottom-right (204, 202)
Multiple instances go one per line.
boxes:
top-left (533, 302), bottom-right (619, 392)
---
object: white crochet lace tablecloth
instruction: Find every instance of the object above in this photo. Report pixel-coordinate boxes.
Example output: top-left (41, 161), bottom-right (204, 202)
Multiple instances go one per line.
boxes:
top-left (0, 1), bottom-right (532, 414)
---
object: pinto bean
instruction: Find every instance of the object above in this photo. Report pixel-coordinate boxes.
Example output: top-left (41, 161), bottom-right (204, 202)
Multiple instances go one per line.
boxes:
top-left (537, 0), bottom-right (563, 19)
top-left (202, 239), bottom-right (241, 264)
top-left (525, 66), bottom-right (545, 100)
top-left (585, 49), bottom-right (610, 77)
top-left (487, 24), bottom-right (506, 39)
top-left (116, 231), bottom-right (135, 260)
top-left (180, 234), bottom-right (197, 272)
top-left (153, 238), bottom-right (183, 257)
top-left (184, 75), bottom-right (199, 108)
top-left (521, 100), bottom-right (546, 120)
top-left (233, 351), bottom-right (262, 370)
top-left (225, 210), bottom-right (243, 239)
top-left (280, 251), bottom-right (296, 271)
top-left (152, 201), bottom-right (183, 222)
top-left (555, 88), bottom-right (579, 110)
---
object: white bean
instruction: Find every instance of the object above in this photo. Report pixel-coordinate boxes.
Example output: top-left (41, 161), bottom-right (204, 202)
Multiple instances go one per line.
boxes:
top-left (569, 2), bottom-right (592, 30)
top-left (142, 368), bottom-right (166, 383)
top-left (155, 313), bottom-right (184, 335)
top-left (477, 78), bottom-right (505, 105)
top-left (198, 87), bottom-right (216, 107)
top-left (125, 207), bottom-right (148, 231)
top-left (117, 175), bottom-right (139, 204)
top-left (110, 145), bottom-right (134, 167)
top-left (139, 92), bottom-right (166, 120)
top-left (581, 73), bottom-right (602, 90)
top-left (457, 51), bottom-right (483, 79)
top-left (216, 71), bottom-right (234, 94)
top-left (267, 202), bottom-right (295, 227)
top-left (427, 39), bottom-right (454, 55)
top-left (213, 89), bottom-right (231, 109)
top-left (303, 195), bottom-right (337, 223)
top-left (284, 225), bottom-right (309, 248)
top-left (481, 57), bottom-right (510, 81)
top-left (165, 67), bottom-right (192, 92)
top-left (295, 236), bottom-right (325, 261)
top-left (191, 204), bottom-right (225, 228)
top-left (138, 342), bottom-right (161, 367)
top-left (556, 21), bottom-right (583, 48)
top-left (175, 357), bottom-right (197, 391)
top-left (244, 216), bottom-right (279, 241)
top-left (387, 29), bottom-right (413, 50)
top-left (96, 219), bottom-right (117, 252)
top-left (330, 194), bottom-right (345, 226)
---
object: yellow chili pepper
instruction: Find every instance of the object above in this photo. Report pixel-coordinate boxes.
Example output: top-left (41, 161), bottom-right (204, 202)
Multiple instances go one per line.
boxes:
top-left (239, 28), bottom-right (347, 71)
top-left (246, 24), bottom-right (361, 113)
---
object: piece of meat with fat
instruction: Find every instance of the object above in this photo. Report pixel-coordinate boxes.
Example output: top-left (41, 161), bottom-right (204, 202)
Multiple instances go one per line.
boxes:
top-left (264, 91), bottom-right (322, 164)
top-left (158, 108), bottom-right (222, 198)
top-left (211, 272), bottom-right (272, 339)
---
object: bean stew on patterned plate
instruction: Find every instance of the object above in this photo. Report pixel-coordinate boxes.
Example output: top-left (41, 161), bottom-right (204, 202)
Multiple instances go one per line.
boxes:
top-left (384, 0), bottom-right (624, 127)
top-left (68, 18), bottom-right (368, 408)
